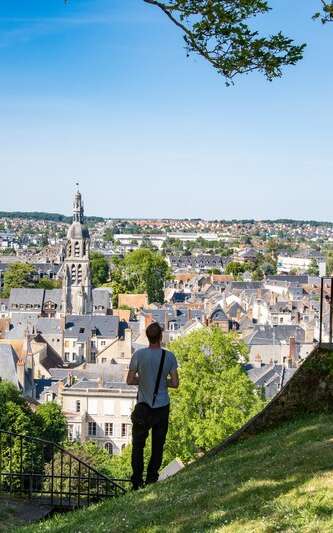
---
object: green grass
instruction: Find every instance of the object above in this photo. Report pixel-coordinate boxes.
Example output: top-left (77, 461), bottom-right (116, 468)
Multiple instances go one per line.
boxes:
top-left (16, 413), bottom-right (333, 533)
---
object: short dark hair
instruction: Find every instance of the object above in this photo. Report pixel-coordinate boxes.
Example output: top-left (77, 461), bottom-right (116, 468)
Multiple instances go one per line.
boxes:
top-left (146, 322), bottom-right (163, 344)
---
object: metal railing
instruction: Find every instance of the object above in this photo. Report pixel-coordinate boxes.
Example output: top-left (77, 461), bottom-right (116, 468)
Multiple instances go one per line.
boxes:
top-left (319, 277), bottom-right (333, 346)
top-left (0, 429), bottom-right (127, 509)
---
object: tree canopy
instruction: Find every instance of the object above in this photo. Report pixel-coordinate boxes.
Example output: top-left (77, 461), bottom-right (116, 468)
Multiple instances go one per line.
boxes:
top-left (110, 248), bottom-right (171, 306)
top-left (144, 0), bottom-right (306, 84)
top-left (1, 263), bottom-right (36, 297)
top-left (90, 252), bottom-right (110, 287)
top-left (165, 327), bottom-right (265, 462)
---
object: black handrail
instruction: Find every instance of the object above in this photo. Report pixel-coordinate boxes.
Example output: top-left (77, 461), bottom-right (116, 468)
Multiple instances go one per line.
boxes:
top-left (0, 428), bottom-right (127, 509)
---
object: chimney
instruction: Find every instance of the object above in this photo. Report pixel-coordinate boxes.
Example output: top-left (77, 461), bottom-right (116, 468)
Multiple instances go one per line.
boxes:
top-left (254, 353), bottom-right (262, 368)
top-left (17, 359), bottom-right (25, 391)
top-left (67, 371), bottom-right (74, 387)
top-left (288, 336), bottom-right (297, 367)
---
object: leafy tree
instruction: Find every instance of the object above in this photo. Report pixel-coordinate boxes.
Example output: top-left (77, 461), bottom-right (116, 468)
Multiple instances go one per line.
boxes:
top-left (37, 278), bottom-right (62, 290)
top-left (208, 268), bottom-right (221, 275)
top-left (143, 0), bottom-right (305, 84)
top-left (224, 261), bottom-right (246, 276)
top-left (2, 263), bottom-right (36, 297)
top-left (36, 402), bottom-right (67, 444)
top-left (262, 262), bottom-right (277, 276)
top-left (252, 268), bottom-right (264, 281)
top-left (165, 328), bottom-right (265, 462)
top-left (90, 252), bottom-right (110, 287)
top-left (110, 249), bottom-right (171, 306)
top-left (103, 228), bottom-right (114, 242)
top-left (313, 1), bottom-right (333, 23)
top-left (307, 258), bottom-right (319, 276)
top-left (0, 383), bottom-right (64, 490)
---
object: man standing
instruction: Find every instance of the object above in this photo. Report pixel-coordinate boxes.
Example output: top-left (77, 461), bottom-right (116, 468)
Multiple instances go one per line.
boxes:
top-left (127, 322), bottom-right (179, 490)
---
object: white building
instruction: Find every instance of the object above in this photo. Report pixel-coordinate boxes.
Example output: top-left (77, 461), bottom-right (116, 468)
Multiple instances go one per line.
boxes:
top-left (59, 379), bottom-right (137, 455)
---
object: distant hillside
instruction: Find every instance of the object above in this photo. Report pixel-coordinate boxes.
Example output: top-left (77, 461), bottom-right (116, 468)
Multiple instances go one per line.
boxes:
top-left (0, 212), bottom-right (105, 224)
top-left (16, 412), bottom-right (333, 533)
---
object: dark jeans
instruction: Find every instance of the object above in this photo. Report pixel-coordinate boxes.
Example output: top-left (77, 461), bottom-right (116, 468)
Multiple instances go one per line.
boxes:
top-left (131, 402), bottom-right (170, 487)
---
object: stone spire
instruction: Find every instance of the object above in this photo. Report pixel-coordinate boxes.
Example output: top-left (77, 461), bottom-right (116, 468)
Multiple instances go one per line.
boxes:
top-left (73, 183), bottom-right (84, 224)
top-left (62, 186), bottom-right (92, 316)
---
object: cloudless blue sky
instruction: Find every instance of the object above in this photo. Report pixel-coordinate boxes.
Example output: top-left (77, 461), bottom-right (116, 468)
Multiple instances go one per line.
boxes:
top-left (0, 0), bottom-right (332, 220)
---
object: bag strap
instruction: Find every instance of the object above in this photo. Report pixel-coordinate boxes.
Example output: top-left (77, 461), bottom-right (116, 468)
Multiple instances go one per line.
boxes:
top-left (152, 349), bottom-right (166, 407)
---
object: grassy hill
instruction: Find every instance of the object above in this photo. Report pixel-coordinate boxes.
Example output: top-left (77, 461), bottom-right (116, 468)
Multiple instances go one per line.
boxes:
top-left (15, 412), bottom-right (333, 533)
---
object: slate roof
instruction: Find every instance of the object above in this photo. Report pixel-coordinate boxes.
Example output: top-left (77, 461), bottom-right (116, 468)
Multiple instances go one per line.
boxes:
top-left (69, 377), bottom-right (136, 391)
top-left (34, 263), bottom-right (61, 275)
top-left (5, 315), bottom-right (39, 339)
top-left (64, 315), bottom-right (119, 340)
top-left (92, 289), bottom-right (110, 309)
top-left (227, 302), bottom-right (245, 319)
top-left (210, 305), bottom-right (229, 322)
top-left (48, 363), bottom-right (127, 383)
top-left (44, 289), bottom-right (62, 305)
top-left (36, 318), bottom-right (62, 335)
top-left (142, 307), bottom-right (204, 329)
top-left (230, 282), bottom-right (263, 290)
top-left (168, 255), bottom-right (224, 269)
top-left (0, 344), bottom-right (19, 386)
top-left (266, 275), bottom-right (309, 284)
top-left (248, 325), bottom-right (305, 345)
top-left (9, 288), bottom-right (45, 307)
top-left (34, 333), bottom-right (64, 370)
top-left (245, 363), bottom-right (297, 399)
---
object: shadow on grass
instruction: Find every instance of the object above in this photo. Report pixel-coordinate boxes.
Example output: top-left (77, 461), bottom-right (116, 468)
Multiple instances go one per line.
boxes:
top-left (108, 413), bottom-right (333, 533)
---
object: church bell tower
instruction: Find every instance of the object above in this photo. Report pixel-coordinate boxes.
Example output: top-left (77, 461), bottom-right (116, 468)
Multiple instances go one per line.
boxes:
top-left (62, 186), bottom-right (92, 315)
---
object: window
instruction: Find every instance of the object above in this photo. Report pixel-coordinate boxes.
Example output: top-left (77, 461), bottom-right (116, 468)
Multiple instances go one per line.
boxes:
top-left (64, 352), bottom-right (70, 362)
top-left (88, 422), bottom-right (96, 436)
top-left (101, 341), bottom-right (106, 346)
top-left (68, 424), bottom-right (74, 442)
top-left (71, 264), bottom-right (76, 283)
top-left (77, 264), bottom-right (82, 283)
top-left (74, 241), bottom-right (80, 257)
top-left (79, 328), bottom-right (85, 334)
top-left (121, 424), bottom-right (128, 437)
top-left (105, 423), bottom-right (113, 437)
top-left (105, 442), bottom-right (113, 455)
top-left (76, 400), bottom-right (81, 413)
top-left (102, 358), bottom-right (107, 364)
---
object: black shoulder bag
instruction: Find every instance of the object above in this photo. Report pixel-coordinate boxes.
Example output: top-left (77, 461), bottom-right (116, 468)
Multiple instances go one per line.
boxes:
top-left (152, 349), bottom-right (166, 407)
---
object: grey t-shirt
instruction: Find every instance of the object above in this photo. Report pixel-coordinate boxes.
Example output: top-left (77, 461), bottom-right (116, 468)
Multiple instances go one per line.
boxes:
top-left (129, 348), bottom-right (178, 408)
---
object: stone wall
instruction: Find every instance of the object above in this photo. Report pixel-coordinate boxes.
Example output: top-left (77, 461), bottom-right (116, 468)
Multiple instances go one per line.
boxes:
top-left (209, 345), bottom-right (333, 455)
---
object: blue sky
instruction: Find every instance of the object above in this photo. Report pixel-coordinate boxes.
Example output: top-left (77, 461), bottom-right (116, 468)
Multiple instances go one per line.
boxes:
top-left (0, 0), bottom-right (332, 220)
